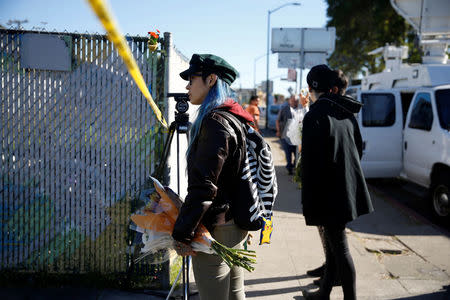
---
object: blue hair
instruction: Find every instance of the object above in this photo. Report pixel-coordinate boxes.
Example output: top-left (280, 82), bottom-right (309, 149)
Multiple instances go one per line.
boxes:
top-left (187, 78), bottom-right (236, 155)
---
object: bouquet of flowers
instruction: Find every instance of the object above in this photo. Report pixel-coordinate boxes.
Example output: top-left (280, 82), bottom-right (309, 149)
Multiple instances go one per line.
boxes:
top-left (130, 177), bottom-right (256, 272)
top-left (148, 29), bottom-right (160, 51)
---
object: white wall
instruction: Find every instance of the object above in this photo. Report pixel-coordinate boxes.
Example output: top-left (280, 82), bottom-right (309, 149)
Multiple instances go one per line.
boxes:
top-left (165, 32), bottom-right (197, 199)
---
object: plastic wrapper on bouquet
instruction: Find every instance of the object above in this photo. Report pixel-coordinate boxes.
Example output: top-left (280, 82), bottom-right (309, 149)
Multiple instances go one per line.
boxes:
top-left (130, 177), bottom-right (257, 272)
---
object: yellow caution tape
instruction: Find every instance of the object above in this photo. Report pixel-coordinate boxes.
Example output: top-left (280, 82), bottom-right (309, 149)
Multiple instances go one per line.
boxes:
top-left (86, 0), bottom-right (168, 128)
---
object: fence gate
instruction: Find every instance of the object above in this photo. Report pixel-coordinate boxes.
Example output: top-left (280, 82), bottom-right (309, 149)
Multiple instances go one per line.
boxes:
top-left (0, 29), bottom-right (168, 287)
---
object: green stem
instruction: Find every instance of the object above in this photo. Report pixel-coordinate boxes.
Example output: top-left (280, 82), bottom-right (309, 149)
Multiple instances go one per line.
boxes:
top-left (210, 241), bottom-right (256, 272)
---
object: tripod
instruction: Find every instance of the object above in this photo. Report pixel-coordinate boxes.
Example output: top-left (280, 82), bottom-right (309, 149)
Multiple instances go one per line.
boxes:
top-left (152, 93), bottom-right (193, 300)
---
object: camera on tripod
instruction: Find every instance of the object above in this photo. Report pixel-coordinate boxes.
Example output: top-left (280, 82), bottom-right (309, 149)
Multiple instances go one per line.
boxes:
top-left (167, 93), bottom-right (190, 133)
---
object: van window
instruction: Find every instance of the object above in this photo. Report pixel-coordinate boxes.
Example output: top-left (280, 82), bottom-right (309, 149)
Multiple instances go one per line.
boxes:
top-left (346, 86), bottom-right (359, 100)
top-left (361, 93), bottom-right (395, 127)
top-left (408, 93), bottom-right (433, 131)
top-left (435, 89), bottom-right (450, 131)
top-left (400, 93), bottom-right (414, 128)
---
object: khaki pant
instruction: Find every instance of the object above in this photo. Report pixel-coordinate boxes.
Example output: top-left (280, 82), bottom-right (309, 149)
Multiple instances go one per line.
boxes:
top-left (192, 222), bottom-right (248, 300)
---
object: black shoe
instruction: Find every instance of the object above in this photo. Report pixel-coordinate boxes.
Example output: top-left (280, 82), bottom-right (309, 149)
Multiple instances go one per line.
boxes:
top-left (302, 290), bottom-right (329, 300)
top-left (286, 166), bottom-right (294, 175)
top-left (313, 277), bottom-right (342, 287)
top-left (306, 264), bottom-right (325, 277)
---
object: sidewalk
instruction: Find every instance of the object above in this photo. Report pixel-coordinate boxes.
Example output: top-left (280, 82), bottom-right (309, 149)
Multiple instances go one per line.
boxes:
top-left (2, 133), bottom-right (449, 300)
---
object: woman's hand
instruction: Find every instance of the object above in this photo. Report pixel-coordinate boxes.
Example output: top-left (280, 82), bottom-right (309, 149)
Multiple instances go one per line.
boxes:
top-left (174, 241), bottom-right (196, 257)
top-left (300, 92), bottom-right (310, 107)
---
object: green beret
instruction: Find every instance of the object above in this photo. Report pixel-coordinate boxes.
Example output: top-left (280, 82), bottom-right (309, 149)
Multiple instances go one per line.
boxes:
top-left (180, 54), bottom-right (238, 85)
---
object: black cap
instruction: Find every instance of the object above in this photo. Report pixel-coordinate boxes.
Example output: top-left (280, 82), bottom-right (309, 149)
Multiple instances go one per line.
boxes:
top-left (180, 54), bottom-right (238, 85)
top-left (306, 64), bottom-right (333, 92)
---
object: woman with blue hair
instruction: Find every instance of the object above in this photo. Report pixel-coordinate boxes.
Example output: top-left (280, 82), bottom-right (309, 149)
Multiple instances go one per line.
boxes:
top-left (172, 54), bottom-right (253, 300)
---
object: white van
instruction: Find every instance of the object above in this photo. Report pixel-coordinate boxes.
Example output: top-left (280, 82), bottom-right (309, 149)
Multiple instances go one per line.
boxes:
top-left (358, 62), bottom-right (450, 221)
top-left (357, 0), bottom-right (450, 221)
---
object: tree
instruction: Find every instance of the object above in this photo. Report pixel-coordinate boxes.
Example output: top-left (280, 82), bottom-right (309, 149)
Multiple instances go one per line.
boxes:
top-left (326, 0), bottom-right (421, 79)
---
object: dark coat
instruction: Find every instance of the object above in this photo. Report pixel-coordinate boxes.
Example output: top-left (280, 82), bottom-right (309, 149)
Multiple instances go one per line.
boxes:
top-left (277, 102), bottom-right (293, 136)
top-left (172, 100), bottom-right (253, 244)
top-left (300, 93), bottom-right (373, 226)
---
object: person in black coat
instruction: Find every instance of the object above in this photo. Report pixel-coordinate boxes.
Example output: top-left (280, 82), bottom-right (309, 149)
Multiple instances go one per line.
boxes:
top-left (305, 69), bottom-right (355, 284)
top-left (301, 65), bottom-right (374, 300)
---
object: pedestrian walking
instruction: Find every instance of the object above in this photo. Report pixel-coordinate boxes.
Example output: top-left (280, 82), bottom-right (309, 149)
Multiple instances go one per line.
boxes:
top-left (276, 95), bottom-right (299, 175)
top-left (171, 54), bottom-right (253, 300)
top-left (245, 95), bottom-right (261, 131)
top-left (300, 65), bottom-right (374, 300)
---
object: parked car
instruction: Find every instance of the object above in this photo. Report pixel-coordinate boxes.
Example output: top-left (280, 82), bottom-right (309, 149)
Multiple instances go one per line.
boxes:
top-left (267, 104), bottom-right (281, 130)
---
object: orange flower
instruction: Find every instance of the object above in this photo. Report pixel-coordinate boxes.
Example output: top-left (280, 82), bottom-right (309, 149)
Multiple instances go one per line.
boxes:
top-left (130, 177), bottom-right (256, 271)
top-left (148, 29), bottom-right (160, 46)
top-left (149, 31), bottom-right (159, 39)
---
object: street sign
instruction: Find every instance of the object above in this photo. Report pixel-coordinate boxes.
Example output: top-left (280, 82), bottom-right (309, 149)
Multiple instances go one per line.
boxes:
top-left (277, 52), bottom-right (328, 69)
top-left (278, 53), bottom-right (301, 68)
top-left (287, 69), bottom-right (297, 82)
top-left (303, 27), bottom-right (336, 53)
top-left (271, 27), bottom-right (336, 53)
top-left (271, 28), bottom-right (302, 52)
top-left (303, 53), bottom-right (328, 69)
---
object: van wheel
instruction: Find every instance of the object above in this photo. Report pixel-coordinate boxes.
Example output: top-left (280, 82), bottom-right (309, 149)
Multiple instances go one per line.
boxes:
top-left (430, 172), bottom-right (449, 220)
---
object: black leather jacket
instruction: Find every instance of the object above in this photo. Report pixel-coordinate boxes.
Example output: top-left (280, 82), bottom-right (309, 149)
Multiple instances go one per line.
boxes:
top-left (172, 104), bottom-right (251, 244)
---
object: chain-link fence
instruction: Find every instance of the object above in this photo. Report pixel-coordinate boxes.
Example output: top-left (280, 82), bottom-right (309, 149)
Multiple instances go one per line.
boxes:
top-left (0, 29), bottom-right (169, 288)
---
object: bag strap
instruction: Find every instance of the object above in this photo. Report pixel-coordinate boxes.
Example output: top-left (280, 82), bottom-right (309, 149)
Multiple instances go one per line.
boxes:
top-left (213, 109), bottom-right (246, 145)
top-left (213, 109), bottom-right (247, 175)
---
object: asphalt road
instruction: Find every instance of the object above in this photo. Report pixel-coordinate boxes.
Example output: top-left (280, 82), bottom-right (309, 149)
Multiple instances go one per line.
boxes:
top-left (367, 178), bottom-right (450, 235)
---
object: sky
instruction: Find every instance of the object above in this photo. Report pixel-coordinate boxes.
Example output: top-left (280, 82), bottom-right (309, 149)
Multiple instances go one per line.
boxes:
top-left (0, 0), bottom-right (329, 96)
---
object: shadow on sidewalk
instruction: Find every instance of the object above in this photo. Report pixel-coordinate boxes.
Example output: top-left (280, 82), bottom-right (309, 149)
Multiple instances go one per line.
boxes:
top-left (246, 286), bottom-right (303, 298)
top-left (245, 275), bottom-right (317, 299)
top-left (391, 285), bottom-right (450, 299)
top-left (245, 274), bottom-right (308, 285)
top-left (273, 165), bottom-right (302, 215)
